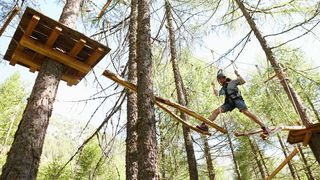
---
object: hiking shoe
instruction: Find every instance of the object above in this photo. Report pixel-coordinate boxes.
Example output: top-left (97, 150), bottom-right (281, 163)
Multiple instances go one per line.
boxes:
top-left (261, 126), bottom-right (271, 135)
top-left (196, 123), bottom-right (209, 131)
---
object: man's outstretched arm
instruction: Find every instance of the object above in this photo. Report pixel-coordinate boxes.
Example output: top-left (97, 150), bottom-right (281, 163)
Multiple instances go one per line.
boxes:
top-left (211, 81), bottom-right (219, 96)
top-left (235, 70), bottom-right (246, 85)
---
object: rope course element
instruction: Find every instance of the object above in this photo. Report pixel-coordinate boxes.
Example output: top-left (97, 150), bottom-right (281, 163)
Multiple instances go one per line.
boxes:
top-left (102, 70), bottom-right (227, 134)
top-left (266, 147), bottom-right (300, 180)
top-left (98, 0), bottom-right (112, 18)
top-left (0, 6), bottom-right (20, 37)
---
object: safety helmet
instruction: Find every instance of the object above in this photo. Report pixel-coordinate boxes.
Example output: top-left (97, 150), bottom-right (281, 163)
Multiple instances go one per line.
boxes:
top-left (216, 69), bottom-right (226, 79)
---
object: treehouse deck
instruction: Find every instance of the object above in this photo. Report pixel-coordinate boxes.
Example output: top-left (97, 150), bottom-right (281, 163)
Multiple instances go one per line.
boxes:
top-left (4, 7), bottom-right (110, 86)
top-left (287, 123), bottom-right (320, 146)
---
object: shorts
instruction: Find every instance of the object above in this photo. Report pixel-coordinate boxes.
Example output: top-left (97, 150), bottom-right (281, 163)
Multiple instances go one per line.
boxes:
top-left (221, 97), bottom-right (248, 112)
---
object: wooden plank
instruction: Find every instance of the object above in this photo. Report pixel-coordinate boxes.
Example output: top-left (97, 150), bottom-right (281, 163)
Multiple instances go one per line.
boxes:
top-left (155, 101), bottom-right (211, 136)
top-left (46, 26), bottom-right (62, 47)
top-left (12, 49), bottom-right (40, 69)
top-left (303, 132), bottom-right (312, 146)
top-left (69, 39), bottom-right (86, 58)
top-left (266, 147), bottom-right (299, 180)
top-left (0, 6), bottom-right (20, 36)
top-left (25, 15), bottom-right (40, 36)
top-left (12, 48), bottom-right (79, 83)
top-left (264, 68), bottom-right (287, 83)
top-left (98, 0), bottom-right (112, 18)
top-left (85, 47), bottom-right (105, 66)
top-left (155, 96), bottom-right (227, 133)
top-left (102, 70), bottom-right (227, 134)
top-left (19, 35), bottom-right (91, 73)
top-left (234, 125), bottom-right (305, 137)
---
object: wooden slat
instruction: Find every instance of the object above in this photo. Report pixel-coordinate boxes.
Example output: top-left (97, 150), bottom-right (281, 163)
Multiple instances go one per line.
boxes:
top-left (69, 39), bottom-right (86, 58)
top-left (303, 132), bottom-right (312, 146)
top-left (31, 26), bottom-right (63, 70)
top-left (234, 125), bottom-right (305, 137)
top-left (0, 6), bottom-right (20, 36)
top-left (12, 49), bottom-right (40, 69)
top-left (266, 147), bottom-right (299, 180)
top-left (20, 35), bottom-right (91, 73)
top-left (85, 47), bottom-right (104, 66)
top-left (155, 101), bottom-right (211, 136)
top-left (102, 70), bottom-right (227, 134)
top-left (25, 15), bottom-right (40, 36)
top-left (98, 0), bottom-right (112, 18)
top-left (264, 68), bottom-right (287, 83)
top-left (46, 26), bottom-right (62, 47)
top-left (12, 49), bottom-right (80, 84)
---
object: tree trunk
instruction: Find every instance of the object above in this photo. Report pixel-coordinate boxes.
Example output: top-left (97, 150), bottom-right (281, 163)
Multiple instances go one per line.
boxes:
top-left (0, 0), bottom-right (81, 179)
top-left (203, 137), bottom-right (215, 180)
top-left (276, 134), bottom-right (299, 179)
top-left (297, 145), bottom-right (315, 180)
top-left (234, 0), bottom-right (320, 164)
top-left (226, 129), bottom-right (242, 180)
top-left (255, 142), bottom-right (269, 176)
top-left (164, 1), bottom-right (199, 179)
top-left (136, 0), bottom-right (158, 179)
top-left (248, 137), bottom-right (265, 179)
top-left (126, 0), bottom-right (138, 179)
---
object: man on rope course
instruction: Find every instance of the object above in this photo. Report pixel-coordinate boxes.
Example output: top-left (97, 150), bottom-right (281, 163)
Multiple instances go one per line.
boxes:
top-left (196, 69), bottom-right (271, 137)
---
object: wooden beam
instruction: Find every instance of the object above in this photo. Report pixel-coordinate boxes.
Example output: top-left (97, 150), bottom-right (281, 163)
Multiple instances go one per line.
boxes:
top-left (12, 49), bottom-right (79, 84)
top-left (98, 0), bottom-right (112, 18)
top-left (46, 26), bottom-right (62, 47)
top-left (264, 68), bottom-right (288, 83)
top-left (155, 101), bottom-right (211, 136)
top-left (25, 15), bottom-right (40, 36)
top-left (0, 6), bottom-right (20, 36)
top-left (12, 49), bottom-right (40, 69)
top-left (85, 47), bottom-right (104, 66)
top-left (266, 147), bottom-right (299, 180)
top-left (19, 35), bottom-right (91, 73)
top-left (102, 70), bottom-right (227, 134)
top-left (69, 39), bottom-right (86, 58)
top-left (234, 125), bottom-right (305, 137)
top-left (303, 132), bottom-right (312, 146)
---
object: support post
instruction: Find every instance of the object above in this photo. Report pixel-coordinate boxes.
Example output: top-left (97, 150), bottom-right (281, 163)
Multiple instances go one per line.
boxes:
top-left (266, 147), bottom-right (299, 180)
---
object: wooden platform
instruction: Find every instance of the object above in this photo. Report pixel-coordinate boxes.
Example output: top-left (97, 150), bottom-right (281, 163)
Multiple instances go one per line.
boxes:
top-left (287, 123), bottom-right (320, 146)
top-left (3, 7), bottom-right (110, 86)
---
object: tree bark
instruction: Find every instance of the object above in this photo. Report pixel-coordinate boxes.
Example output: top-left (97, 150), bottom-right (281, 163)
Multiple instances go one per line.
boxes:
top-left (255, 142), bottom-right (269, 176)
top-left (226, 129), bottom-right (242, 180)
top-left (297, 145), bottom-right (315, 180)
top-left (126, 0), bottom-right (138, 179)
top-left (277, 134), bottom-right (299, 179)
top-left (234, 0), bottom-right (320, 164)
top-left (0, 0), bottom-right (81, 179)
top-left (203, 137), bottom-right (215, 180)
top-left (164, 1), bottom-right (199, 179)
top-left (136, 0), bottom-right (158, 179)
top-left (248, 137), bottom-right (265, 179)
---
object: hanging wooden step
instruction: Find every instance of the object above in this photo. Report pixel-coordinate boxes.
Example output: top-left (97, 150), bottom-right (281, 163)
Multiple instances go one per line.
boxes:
top-left (287, 123), bottom-right (320, 146)
top-left (3, 7), bottom-right (110, 86)
top-left (102, 69), bottom-right (227, 134)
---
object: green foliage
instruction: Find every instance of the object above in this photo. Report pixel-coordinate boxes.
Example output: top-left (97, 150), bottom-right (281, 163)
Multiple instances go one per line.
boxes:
top-left (0, 73), bottom-right (27, 163)
top-left (38, 156), bottom-right (72, 180)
